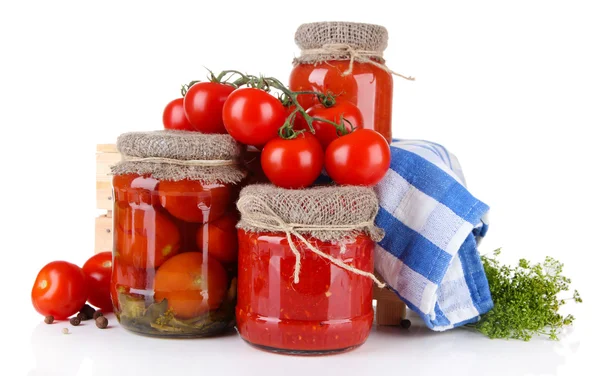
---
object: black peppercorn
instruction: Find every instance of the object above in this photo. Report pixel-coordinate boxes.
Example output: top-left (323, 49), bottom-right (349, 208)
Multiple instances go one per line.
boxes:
top-left (44, 315), bottom-right (54, 324)
top-left (93, 311), bottom-right (103, 320)
top-left (70, 316), bottom-right (81, 326)
top-left (400, 319), bottom-right (412, 329)
top-left (95, 316), bottom-right (108, 329)
top-left (76, 312), bottom-right (89, 321)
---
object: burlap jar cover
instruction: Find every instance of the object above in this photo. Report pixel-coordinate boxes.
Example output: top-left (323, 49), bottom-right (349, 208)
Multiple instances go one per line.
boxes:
top-left (293, 21), bottom-right (414, 80)
top-left (111, 130), bottom-right (246, 183)
top-left (237, 184), bottom-right (386, 287)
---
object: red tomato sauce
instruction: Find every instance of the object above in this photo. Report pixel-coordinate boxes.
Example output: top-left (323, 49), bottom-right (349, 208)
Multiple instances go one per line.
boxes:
top-left (236, 230), bottom-right (374, 354)
top-left (289, 60), bottom-right (393, 143)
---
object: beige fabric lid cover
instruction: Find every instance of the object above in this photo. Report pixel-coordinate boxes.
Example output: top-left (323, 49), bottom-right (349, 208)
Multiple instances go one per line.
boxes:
top-left (111, 130), bottom-right (245, 184)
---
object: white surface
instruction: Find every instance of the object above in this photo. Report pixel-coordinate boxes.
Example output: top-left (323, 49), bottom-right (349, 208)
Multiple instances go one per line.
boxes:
top-left (9, 306), bottom-right (593, 376)
top-left (0, 0), bottom-right (598, 374)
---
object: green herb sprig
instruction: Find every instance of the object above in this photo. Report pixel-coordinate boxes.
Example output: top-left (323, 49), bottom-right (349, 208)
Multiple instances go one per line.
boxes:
top-left (469, 249), bottom-right (582, 341)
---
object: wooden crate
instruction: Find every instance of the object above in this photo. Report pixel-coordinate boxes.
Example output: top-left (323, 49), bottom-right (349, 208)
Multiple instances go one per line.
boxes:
top-left (95, 144), bottom-right (120, 253)
top-left (93, 143), bottom-right (406, 325)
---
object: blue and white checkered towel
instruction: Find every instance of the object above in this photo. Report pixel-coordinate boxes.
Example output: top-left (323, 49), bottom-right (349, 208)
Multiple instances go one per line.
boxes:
top-left (374, 140), bottom-right (493, 330)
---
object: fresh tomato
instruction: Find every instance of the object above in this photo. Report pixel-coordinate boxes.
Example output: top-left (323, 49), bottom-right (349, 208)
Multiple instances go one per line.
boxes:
top-left (114, 207), bottom-right (181, 269)
top-left (158, 180), bottom-right (231, 223)
top-left (154, 252), bottom-right (228, 319)
top-left (222, 88), bottom-right (287, 147)
top-left (299, 100), bottom-right (364, 149)
top-left (324, 129), bottom-right (391, 186)
top-left (113, 174), bottom-right (161, 209)
top-left (196, 212), bottom-right (238, 264)
top-left (183, 82), bottom-right (235, 133)
top-left (110, 257), bottom-right (148, 310)
top-left (163, 98), bottom-right (195, 131)
top-left (31, 261), bottom-right (88, 319)
top-left (261, 132), bottom-right (324, 189)
top-left (82, 252), bottom-right (113, 312)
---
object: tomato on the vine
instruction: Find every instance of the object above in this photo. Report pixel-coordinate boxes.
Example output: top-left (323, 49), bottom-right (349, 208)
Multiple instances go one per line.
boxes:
top-left (222, 88), bottom-right (287, 147)
top-left (324, 129), bottom-right (390, 186)
top-left (299, 100), bottom-right (364, 149)
top-left (163, 98), bottom-right (195, 131)
top-left (82, 252), bottom-right (113, 312)
top-left (31, 261), bottom-right (88, 319)
top-left (184, 82), bottom-right (235, 134)
top-left (261, 132), bottom-right (324, 189)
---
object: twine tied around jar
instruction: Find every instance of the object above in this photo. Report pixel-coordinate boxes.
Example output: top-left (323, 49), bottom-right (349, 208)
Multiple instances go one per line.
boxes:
top-left (237, 194), bottom-right (387, 288)
top-left (121, 155), bottom-right (237, 167)
top-left (298, 43), bottom-right (415, 80)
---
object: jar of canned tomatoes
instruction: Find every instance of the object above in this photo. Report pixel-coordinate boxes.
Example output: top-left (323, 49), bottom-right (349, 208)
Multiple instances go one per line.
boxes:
top-left (110, 130), bottom-right (246, 337)
top-left (235, 184), bottom-right (385, 354)
top-left (290, 22), bottom-right (412, 143)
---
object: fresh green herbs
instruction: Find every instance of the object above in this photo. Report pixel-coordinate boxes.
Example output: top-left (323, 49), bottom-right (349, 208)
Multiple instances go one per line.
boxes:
top-left (469, 249), bottom-right (582, 341)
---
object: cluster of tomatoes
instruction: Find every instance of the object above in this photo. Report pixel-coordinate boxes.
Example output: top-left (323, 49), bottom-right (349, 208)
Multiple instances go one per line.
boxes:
top-left (111, 176), bottom-right (236, 319)
top-left (163, 71), bottom-right (391, 189)
top-left (31, 252), bottom-right (113, 320)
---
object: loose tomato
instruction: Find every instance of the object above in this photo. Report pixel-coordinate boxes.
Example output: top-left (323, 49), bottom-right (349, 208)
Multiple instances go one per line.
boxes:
top-left (114, 207), bottom-right (181, 269)
top-left (183, 82), bottom-right (235, 134)
top-left (113, 174), bottom-right (161, 209)
top-left (196, 212), bottom-right (238, 264)
top-left (299, 100), bottom-right (364, 149)
top-left (222, 88), bottom-right (287, 147)
top-left (158, 180), bottom-right (231, 223)
top-left (82, 252), bottom-right (113, 312)
top-left (261, 133), bottom-right (324, 189)
top-left (110, 257), bottom-right (148, 310)
top-left (31, 261), bottom-right (88, 319)
top-left (154, 252), bottom-right (228, 319)
top-left (324, 129), bottom-right (391, 186)
top-left (163, 98), bottom-right (195, 131)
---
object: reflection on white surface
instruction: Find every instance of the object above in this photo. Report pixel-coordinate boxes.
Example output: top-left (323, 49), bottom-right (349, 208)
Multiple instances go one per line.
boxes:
top-left (23, 309), bottom-right (588, 376)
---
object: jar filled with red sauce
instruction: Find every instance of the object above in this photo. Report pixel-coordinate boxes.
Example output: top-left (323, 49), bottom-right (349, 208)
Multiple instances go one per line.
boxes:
top-left (289, 22), bottom-right (396, 143)
top-left (110, 131), bottom-right (246, 338)
top-left (235, 185), bottom-right (384, 354)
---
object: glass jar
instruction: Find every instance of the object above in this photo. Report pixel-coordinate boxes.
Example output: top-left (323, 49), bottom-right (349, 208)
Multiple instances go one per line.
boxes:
top-left (289, 22), bottom-right (394, 143)
top-left (111, 175), bottom-right (239, 337)
top-left (235, 184), bottom-right (382, 355)
top-left (236, 231), bottom-right (375, 354)
top-left (110, 130), bottom-right (245, 338)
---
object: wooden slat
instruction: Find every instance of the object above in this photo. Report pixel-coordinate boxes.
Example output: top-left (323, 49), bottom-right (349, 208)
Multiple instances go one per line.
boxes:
top-left (96, 180), bottom-right (113, 211)
top-left (94, 214), bottom-right (113, 254)
top-left (97, 144), bottom-right (118, 153)
top-left (373, 272), bottom-right (406, 326)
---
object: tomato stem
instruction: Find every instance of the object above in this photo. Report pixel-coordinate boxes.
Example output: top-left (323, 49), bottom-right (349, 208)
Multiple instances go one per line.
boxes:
top-left (205, 69), bottom-right (352, 140)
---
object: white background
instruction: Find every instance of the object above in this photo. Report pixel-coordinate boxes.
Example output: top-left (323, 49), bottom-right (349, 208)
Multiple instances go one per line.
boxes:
top-left (0, 0), bottom-right (598, 375)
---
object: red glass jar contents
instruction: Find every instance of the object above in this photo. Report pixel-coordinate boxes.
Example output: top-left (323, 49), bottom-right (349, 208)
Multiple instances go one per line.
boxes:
top-left (110, 131), bottom-right (245, 337)
top-left (290, 22), bottom-right (412, 144)
top-left (235, 185), bottom-right (385, 354)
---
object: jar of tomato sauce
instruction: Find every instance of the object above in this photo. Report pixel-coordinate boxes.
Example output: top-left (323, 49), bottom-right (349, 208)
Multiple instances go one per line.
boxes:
top-left (236, 184), bottom-right (385, 354)
top-left (110, 130), bottom-right (246, 337)
top-left (289, 22), bottom-right (413, 143)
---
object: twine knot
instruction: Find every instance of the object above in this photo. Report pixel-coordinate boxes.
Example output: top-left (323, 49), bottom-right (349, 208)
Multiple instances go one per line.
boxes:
top-left (298, 43), bottom-right (415, 81)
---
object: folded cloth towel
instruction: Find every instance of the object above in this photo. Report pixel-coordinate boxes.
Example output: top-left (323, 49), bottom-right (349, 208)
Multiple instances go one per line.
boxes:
top-left (374, 140), bottom-right (493, 330)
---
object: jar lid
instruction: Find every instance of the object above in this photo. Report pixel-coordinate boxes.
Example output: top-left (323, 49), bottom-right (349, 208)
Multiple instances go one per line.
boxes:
top-left (111, 130), bottom-right (245, 184)
top-left (237, 184), bottom-right (384, 242)
top-left (116, 130), bottom-right (241, 161)
top-left (295, 21), bottom-right (388, 52)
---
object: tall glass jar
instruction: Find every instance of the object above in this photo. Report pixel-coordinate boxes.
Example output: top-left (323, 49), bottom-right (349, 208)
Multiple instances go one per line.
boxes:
top-left (289, 22), bottom-right (395, 143)
top-left (235, 185), bottom-right (384, 354)
top-left (110, 131), bottom-right (246, 337)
